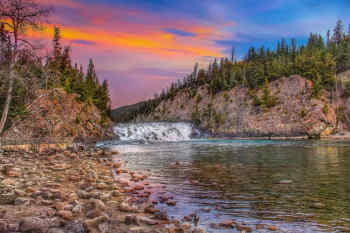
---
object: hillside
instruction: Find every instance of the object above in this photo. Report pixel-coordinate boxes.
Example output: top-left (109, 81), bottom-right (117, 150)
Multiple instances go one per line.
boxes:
top-left (2, 88), bottom-right (114, 140)
top-left (111, 101), bottom-right (148, 123)
top-left (113, 73), bottom-right (350, 138)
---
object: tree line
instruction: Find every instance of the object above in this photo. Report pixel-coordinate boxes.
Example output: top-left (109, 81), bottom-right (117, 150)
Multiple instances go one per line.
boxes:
top-left (116, 20), bottom-right (350, 122)
top-left (0, 0), bottom-right (111, 134)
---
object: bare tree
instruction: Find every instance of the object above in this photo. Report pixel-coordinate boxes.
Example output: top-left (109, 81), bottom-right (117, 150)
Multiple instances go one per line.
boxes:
top-left (0, 0), bottom-right (51, 135)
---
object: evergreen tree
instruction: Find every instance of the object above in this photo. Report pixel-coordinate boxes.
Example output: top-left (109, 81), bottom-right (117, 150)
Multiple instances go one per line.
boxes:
top-left (53, 26), bottom-right (62, 59)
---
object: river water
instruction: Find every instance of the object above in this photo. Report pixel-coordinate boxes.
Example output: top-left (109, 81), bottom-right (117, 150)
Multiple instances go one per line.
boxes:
top-left (104, 123), bottom-right (350, 232)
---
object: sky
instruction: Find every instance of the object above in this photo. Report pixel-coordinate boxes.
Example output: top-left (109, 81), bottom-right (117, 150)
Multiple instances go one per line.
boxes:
top-left (33, 0), bottom-right (350, 108)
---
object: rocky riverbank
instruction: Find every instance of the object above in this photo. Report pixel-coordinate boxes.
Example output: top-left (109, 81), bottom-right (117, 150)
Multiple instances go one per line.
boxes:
top-left (0, 148), bottom-right (205, 233)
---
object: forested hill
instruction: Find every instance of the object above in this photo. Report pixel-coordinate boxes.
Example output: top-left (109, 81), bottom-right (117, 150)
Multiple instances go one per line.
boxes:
top-left (112, 21), bottom-right (350, 138)
top-left (0, 20), bottom-right (112, 138)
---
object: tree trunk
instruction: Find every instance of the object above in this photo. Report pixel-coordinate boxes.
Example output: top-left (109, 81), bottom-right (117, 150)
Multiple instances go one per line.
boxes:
top-left (0, 65), bottom-right (15, 135)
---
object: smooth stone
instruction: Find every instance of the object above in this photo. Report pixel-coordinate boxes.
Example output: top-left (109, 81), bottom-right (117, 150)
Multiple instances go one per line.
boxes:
top-left (138, 216), bottom-right (158, 226)
top-left (311, 202), bottom-right (326, 209)
top-left (57, 210), bottom-right (73, 221)
top-left (266, 225), bottom-right (280, 231)
top-left (279, 180), bottom-right (293, 184)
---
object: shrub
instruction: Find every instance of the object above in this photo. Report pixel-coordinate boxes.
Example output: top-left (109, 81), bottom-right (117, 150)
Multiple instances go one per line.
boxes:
top-left (344, 81), bottom-right (350, 97)
top-left (322, 104), bottom-right (329, 115)
top-left (191, 111), bottom-right (201, 125)
top-left (223, 92), bottom-right (230, 102)
top-left (300, 108), bottom-right (306, 118)
top-left (196, 94), bottom-right (202, 104)
top-left (252, 95), bottom-right (261, 107)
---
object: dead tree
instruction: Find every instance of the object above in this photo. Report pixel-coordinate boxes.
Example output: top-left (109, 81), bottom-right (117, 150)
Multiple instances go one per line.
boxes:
top-left (0, 0), bottom-right (51, 135)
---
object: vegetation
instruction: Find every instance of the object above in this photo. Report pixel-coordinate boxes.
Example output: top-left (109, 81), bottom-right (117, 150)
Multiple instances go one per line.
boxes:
top-left (114, 21), bottom-right (350, 122)
top-left (0, 0), bottom-right (111, 133)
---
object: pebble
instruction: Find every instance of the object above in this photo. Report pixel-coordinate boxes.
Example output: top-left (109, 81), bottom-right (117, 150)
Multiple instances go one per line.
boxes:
top-left (219, 220), bottom-right (235, 228)
top-left (57, 210), bottom-right (73, 220)
top-left (267, 225), bottom-right (280, 231)
top-left (311, 202), bottom-right (326, 209)
top-left (166, 200), bottom-right (177, 206)
top-left (138, 216), bottom-right (158, 225)
top-left (279, 179), bottom-right (293, 184)
top-left (236, 224), bottom-right (253, 232)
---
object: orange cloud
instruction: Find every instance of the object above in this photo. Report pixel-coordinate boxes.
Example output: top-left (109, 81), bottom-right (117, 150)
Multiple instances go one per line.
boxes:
top-left (27, 23), bottom-right (224, 58)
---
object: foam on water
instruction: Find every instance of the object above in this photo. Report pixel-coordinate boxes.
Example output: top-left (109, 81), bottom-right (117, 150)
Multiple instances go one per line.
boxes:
top-left (113, 122), bottom-right (199, 142)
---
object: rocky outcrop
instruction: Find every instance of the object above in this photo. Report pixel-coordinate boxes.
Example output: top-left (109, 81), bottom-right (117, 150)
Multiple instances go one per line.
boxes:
top-left (141, 75), bottom-right (342, 138)
top-left (3, 88), bottom-right (114, 140)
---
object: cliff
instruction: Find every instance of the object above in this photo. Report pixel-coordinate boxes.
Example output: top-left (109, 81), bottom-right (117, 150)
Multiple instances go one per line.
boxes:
top-left (135, 75), bottom-right (350, 138)
top-left (2, 88), bottom-right (114, 140)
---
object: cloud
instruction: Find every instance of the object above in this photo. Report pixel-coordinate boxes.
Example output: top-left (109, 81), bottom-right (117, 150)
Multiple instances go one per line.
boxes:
top-left (71, 39), bottom-right (96, 46)
top-left (162, 28), bottom-right (196, 37)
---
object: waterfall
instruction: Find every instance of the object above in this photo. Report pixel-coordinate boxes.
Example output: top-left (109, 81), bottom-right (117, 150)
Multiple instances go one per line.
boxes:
top-left (113, 122), bottom-right (200, 142)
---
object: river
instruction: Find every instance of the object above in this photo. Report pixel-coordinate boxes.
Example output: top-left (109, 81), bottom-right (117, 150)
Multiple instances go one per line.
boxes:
top-left (102, 122), bottom-right (350, 232)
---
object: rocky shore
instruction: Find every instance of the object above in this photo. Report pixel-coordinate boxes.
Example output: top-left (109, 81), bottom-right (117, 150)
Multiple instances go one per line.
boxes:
top-left (0, 147), bottom-right (205, 233)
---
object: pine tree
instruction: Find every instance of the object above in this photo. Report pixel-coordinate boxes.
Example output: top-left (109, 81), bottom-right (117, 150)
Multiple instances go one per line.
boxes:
top-left (332, 20), bottom-right (344, 45)
top-left (53, 27), bottom-right (62, 59)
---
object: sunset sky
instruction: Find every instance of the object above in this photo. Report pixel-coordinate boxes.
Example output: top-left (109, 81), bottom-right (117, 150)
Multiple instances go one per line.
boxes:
top-left (35, 0), bottom-right (350, 108)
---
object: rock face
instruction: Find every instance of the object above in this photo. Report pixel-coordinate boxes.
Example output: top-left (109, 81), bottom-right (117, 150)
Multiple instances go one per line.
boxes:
top-left (3, 88), bottom-right (114, 139)
top-left (141, 75), bottom-right (340, 138)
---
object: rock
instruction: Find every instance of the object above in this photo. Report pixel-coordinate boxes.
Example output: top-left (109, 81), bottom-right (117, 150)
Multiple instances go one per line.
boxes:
top-left (19, 217), bottom-right (59, 233)
top-left (166, 200), bottom-right (177, 206)
top-left (134, 184), bottom-right (144, 190)
top-left (64, 204), bottom-right (74, 211)
top-left (129, 226), bottom-right (149, 233)
top-left (219, 220), bottom-right (235, 228)
top-left (266, 225), bottom-right (280, 231)
top-left (0, 220), bottom-right (8, 232)
top-left (72, 204), bottom-right (82, 214)
top-left (14, 197), bottom-right (31, 205)
top-left (26, 187), bottom-right (37, 193)
top-left (96, 182), bottom-right (108, 190)
top-left (57, 210), bottom-right (73, 221)
top-left (236, 224), bottom-right (252, 232)
top-left (117, 178), bottom-right (130, 186)
top-left (48, 228), bottom-right (65, 233)
top-left (14, 189), bottom-right (26, 197)
top-left (113, 162), bottom-right (122, 169)
top-left (1, 178), bottom-right (16, 186)
top-left (101, 192), bottom-right (111, 201)
top-left (154, 211), bottom-right (169, 221)
top-left (138, 216), bottom-right (158, 225)
top-left (55, 202), bottom-right (66, 211)
top-left (64, 222), bottom-right (86, 233)
top-left (124, 215), bottom-right (139, 225)
top-left (0, 192), bottom-right (17, 205)
top-left (85, 199), bottom-right (106, 218)
top-left (68, 192), bottom-right (79, 202)
top-left (311, 202), bottom-right (325, 209)
top-left (84, 216), bottom-right (109, 233)
top-left (279, 179), bottom-right (293, 184)
top-left (119, 202), bottom-right (139, 213)
top-left (7, 167), bottom-right (21, 177)
top-left (145, 207), bottom-right (160, 214)
top-left (77, 189), bottom-right (91, 199)
top-left (90, 198), bottom-right (106, 210)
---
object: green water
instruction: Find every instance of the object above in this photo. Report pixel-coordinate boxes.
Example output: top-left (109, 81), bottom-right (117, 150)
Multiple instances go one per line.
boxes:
top-left (111, 139), bottom-right (350, 232)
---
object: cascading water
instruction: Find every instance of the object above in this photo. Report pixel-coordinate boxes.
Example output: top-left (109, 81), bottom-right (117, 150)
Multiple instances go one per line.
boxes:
top-left (113, 122), bottom-right (200, 142)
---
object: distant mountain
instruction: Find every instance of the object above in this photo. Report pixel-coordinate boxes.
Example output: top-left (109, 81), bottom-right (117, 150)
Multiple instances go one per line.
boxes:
top-left (111, 101), bottom-right (148, 123)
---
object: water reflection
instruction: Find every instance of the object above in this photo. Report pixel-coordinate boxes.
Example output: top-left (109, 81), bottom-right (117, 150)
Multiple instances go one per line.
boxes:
top-left (110, 140), bottom-right (350, 232)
